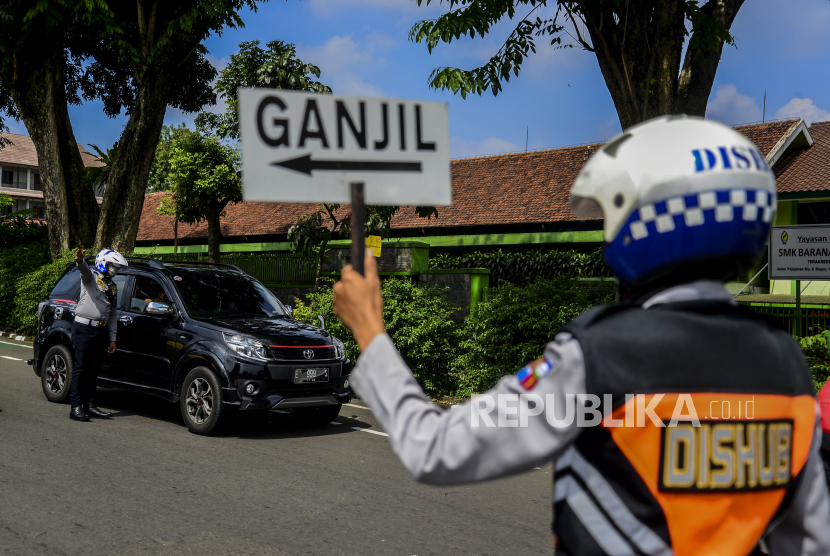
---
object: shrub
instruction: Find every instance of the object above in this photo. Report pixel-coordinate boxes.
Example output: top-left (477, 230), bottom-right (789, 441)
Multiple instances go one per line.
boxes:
top-left (0, 209), bottom-right (48, 248)
top-left (0, 240), bottom-right (53, 330)
top-left (429, 248), bottom-right (610, 285)
top-left (799, 331), bottom-right (830, 392)
top-left (304, 278), bottom-right (460, 396)
top-left (452, 277), bottom-right (614, 397)
top-left (9, 249), bottom-right (74, 334)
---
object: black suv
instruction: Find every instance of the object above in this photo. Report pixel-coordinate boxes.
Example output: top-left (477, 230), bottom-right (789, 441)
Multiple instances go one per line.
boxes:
top-left (29, 258), bottom-right (351, 434)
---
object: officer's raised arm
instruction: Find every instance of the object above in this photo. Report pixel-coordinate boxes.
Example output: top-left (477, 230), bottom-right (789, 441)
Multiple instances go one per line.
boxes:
top-left (335, 254), bottom-right (586, 484)
top-left (75, 248), bottom-right (94, 285)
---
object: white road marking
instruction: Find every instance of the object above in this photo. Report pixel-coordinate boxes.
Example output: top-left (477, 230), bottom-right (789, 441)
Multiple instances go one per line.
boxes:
top-left (1, 356), bottom-right (23, 361)
top-left (330, 421), bottom-right (343, 425)
top-left (343, 403), bottom-right (369, 409)
top-left (352, 427), bottom-right (388, 437)
top-left (271, 410), bottom-right (290, 414)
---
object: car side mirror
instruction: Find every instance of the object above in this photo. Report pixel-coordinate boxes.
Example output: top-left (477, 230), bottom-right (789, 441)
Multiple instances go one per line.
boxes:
top-left (317, 314), bottom-right (326, 330)
top-left (146, 301), bottom-right (175, 317)
top-left (284, 305), bottom-right (293, 317)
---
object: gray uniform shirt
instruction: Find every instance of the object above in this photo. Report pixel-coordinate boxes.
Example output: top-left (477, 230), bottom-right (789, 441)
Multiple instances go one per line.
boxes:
top-left (350, 280), bottom-right (830, 554)
top-left (76, 259), bottom-right (118, 341)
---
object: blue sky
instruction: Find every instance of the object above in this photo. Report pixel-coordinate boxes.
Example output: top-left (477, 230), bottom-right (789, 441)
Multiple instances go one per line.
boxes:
top-left (7, 0), bottom-right (830, 159)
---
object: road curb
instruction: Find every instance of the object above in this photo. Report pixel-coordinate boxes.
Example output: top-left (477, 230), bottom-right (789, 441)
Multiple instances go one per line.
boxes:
top-left (348, 398), bottom-right (459, 411)
top-left (0, 331), bottom-right (34, 343)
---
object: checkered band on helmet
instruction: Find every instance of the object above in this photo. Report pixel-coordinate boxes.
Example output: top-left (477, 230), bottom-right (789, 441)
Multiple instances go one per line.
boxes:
top-left (606, 188), bottom-right (775, 283)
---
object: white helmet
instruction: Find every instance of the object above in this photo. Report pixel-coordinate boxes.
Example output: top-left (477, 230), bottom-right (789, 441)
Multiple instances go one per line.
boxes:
top-left (570, 115), bottom-right (777, 286)
top-left (95, 249), bottom-right (128, 278)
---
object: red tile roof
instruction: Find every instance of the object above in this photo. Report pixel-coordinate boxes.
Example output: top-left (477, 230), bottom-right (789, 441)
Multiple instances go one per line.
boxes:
top-left (733, 120), bottom-right (799, 156)
top-left (0, 133), bottom-right (105, 168)
top-left (135, 120), bottom-right (826, 244)
top-left (775, 121), bottom-right (830, 193)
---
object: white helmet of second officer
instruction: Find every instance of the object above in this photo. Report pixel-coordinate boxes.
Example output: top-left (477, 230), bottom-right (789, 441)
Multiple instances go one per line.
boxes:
top-left (95, 249), bottom-right (128, 278)
top-left (570, 115), bottom-right (777, 292)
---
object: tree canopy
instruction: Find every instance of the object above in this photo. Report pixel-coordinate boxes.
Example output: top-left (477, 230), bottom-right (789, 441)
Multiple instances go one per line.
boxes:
top-left (154, 125), bottom-right (242, 263)
top-left (0, 0), bottom-right (261, 259)
top-left (410, 0), bottom-right (744, 128)
top-left (196, 40), bottom-right (332, 140)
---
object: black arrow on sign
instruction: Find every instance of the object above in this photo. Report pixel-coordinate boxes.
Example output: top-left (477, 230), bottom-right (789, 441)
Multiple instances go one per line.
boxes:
top-left (272, 154), bottom-right (422, 176)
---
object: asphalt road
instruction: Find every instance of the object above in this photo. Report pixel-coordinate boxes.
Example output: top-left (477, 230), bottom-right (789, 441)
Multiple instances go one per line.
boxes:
top-left (0, 339), bottom-right (553, 555)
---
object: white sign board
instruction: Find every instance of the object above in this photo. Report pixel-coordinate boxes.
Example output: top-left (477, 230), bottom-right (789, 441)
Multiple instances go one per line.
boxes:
top-left (769, 224), bottom-right (830, 280)
top-left (238, 89), bottom-right (451, 206)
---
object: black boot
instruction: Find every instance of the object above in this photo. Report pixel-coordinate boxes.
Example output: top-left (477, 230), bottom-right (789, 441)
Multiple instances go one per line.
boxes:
top-left (70, 407), bottom-right (91, 421)
top-left (85, 403), bottom-right (111, 419)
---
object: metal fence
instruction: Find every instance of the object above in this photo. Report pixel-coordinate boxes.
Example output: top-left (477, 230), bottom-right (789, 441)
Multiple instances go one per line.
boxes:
top-left (150, 252), bottom-right (317, 286)
top-left (738, 302), bottom-right (830, 337)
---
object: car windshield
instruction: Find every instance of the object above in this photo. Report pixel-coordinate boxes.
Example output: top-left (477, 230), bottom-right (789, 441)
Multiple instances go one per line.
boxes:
top-left (170, 268), bottom-right (287, 319)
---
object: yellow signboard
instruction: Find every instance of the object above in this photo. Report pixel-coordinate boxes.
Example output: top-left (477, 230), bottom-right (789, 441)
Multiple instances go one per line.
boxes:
top-left (366, 235), bottom-right (382, 258)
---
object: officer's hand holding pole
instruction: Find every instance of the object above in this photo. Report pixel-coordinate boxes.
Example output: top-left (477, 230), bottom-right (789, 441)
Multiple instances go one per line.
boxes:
top-left (75, 248), bottom-right (85, 263)
top-left (333, 253), bottom-right (384, 351)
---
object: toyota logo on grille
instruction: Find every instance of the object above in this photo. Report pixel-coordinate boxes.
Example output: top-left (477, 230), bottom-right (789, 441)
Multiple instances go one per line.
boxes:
top-left (303, 349), bottom-right (315, 359)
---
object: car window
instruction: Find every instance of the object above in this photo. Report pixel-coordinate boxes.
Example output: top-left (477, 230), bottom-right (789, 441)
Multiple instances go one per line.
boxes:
top-left (129, 275), bottom-right (170, 313)
top-left (171, 268), bottom-right (286, 319)
top-left (50, 268), bottom-right (80, 299)
top-left (112, 275), bottom-right (129, 309)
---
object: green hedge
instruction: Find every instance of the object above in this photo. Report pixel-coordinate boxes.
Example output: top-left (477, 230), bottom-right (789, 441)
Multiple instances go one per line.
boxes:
top-left (0, 240), bottom-right (58, 333)
top-left (452, 278), bottom-right (614, 397)
top-left (296, 277), bottom-right (460, 395)
top-left (429, 248), bottom-right (610, 285)
top-left (294, 276), bottom-right (612, 397)
top-left (0, 210), bottom-right (48, 249)
top-left (799, 331), bottom-right (830, 392)
top-left (10, 250), bottom-right (75, 333)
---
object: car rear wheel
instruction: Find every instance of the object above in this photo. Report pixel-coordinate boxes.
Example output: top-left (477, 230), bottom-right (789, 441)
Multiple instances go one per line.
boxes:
top-left (293, 404), bottom-right (342, 426)
top-left (41, 344), bottom-right (73, 403)
top-left (180, 367), bottom-right (227, 435)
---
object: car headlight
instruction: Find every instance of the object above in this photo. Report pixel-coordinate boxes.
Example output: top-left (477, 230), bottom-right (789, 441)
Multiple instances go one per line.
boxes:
top-left (223, 333), bottom-right (273, 362)
top-left (333, 337), bottom-right (346, 360)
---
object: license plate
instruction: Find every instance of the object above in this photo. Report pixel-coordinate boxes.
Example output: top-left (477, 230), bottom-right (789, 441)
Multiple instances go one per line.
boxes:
top-left (293, 368), bottom-right (329, 384)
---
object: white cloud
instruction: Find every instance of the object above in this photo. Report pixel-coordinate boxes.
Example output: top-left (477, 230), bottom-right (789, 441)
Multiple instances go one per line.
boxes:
top-left (775, 97), bottom-right (830, 125)
top-left (300, 34), bottom-right (394, 96)
top-left (307, 0), bottom-right (440, 16)
top-left (451, 136), bottom-right (522, 158)
top-left (595, 119), bottom-right (621, 142)
top-left (706, 84), bottom-right (762, 125)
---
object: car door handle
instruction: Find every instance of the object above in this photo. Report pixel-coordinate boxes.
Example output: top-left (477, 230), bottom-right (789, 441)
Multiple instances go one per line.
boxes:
top-left (119, 315), bottom-right (133, 326)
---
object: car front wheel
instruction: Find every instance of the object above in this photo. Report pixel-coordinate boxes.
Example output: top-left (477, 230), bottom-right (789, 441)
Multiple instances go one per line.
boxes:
top-left (41, 344), bottom-right (73, 403)
top-left (293, 404), bottom-right (342, 426)
top-left (180, 367), bottom-right (227, 435)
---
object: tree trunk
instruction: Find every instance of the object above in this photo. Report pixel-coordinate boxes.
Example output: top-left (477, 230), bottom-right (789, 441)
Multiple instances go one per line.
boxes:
top-left (314, 248), bottom-right (325, 291)
top-left (173, 217), bottom-right (178, 255)
top-left (95, 64), bottom-right (172, 253)
top-left (584, 1), bottom-right (687, 130)
top-left (10, 49), bottom-right (99, 259)
top-left (675, 0), bottom-right (745, 116)
top-left (206, 202), bottom-right (223, 264)
top-left (581, 0), bottom-right (743, 130)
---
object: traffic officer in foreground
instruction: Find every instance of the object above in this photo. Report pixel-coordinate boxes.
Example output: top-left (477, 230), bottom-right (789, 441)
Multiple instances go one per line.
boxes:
top-left (333, 117), bottom-right (830, 554)
top-left (69, 248), bottom-right (127, 421)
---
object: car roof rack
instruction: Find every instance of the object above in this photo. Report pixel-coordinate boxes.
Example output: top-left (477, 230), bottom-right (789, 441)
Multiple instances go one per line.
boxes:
top-left (68, 256), bottom-right (243, 274)
top-left (122, 256), bottom-right (167, 269)
top-left (148, 259), bottom-right (244, 273)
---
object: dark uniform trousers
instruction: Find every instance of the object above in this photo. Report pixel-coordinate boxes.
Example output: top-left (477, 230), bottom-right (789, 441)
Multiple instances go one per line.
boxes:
top-left (70, 321), bottom-right (109, 408)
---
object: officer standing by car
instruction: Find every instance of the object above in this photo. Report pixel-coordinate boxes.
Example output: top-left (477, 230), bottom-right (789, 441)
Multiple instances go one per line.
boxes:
top-left (69, 248), bottom-right (128, 421)
top-left (333, 117), bottom-right (830, 554)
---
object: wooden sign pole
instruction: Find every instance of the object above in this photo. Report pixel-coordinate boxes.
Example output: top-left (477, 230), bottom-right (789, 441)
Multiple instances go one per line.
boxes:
top-left (350, 182), bottom-right (365, 276)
